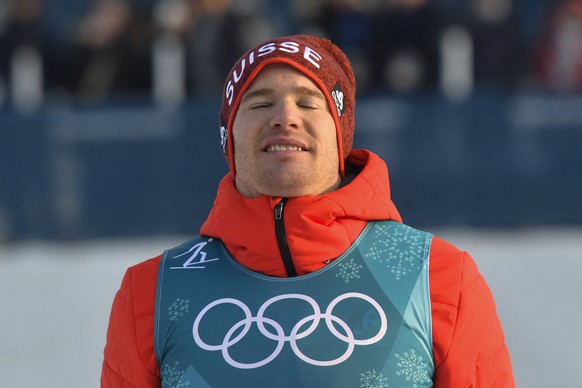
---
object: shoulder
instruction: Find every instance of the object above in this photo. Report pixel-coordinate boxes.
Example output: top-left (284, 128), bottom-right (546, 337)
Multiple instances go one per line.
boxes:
top-left (429, 235), bottom-right (480, 307)
top-left (427, 235), bottom-right (514, 386)
top-left (118, 255), bottom-right (162, 304)
top-left (427, 235), bottom-right (480, 368)
top-left (102, 254), bottom-right (163, 386)
top-left (117, 254), bottom-right (163, 337)
top-left (128, 255), bottom-right (162, 282)
top-left (123, 236), bottom-right (215, 298)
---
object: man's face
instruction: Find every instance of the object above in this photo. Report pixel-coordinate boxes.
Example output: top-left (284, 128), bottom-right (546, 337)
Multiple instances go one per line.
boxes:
top-left (232, 65), bottom-right (341, 198)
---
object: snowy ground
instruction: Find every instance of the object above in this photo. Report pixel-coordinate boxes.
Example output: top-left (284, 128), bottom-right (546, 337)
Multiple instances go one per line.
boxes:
top-left (1, 227), bottom-right (580, 387)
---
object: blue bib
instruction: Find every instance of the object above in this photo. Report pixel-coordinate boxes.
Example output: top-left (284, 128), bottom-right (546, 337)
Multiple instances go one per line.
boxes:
top-left (155, 220), bottom-right (434, 387)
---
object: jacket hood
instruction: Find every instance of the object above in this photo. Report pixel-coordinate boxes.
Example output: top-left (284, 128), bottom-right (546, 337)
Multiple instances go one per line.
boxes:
top-left (200, 149), bottom-right (402, 276)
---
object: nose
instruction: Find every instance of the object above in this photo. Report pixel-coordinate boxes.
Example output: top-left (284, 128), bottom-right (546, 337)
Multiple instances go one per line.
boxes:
top-left (269, 100), bottom-right (300, 130)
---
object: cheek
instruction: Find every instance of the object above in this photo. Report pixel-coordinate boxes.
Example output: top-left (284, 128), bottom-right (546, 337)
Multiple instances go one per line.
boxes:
top-left (232, 131), bottom-right (255, 172)
top-left (231, 122), bottom-right (246, 155)
top-left (232, 115), bottom-right (257, 152)
top-left (322, 121), bottom-right (339, 159)
top-left (232, 138), bottom-right (246, 165)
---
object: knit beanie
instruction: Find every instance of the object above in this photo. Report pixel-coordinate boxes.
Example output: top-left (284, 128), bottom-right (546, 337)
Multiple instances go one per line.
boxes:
top-left (219, 35), bottom-right (356, 176)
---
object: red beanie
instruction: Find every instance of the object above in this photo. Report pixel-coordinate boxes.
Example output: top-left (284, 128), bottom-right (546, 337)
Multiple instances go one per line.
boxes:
top-left (219, 35), bottom-right (356, 176)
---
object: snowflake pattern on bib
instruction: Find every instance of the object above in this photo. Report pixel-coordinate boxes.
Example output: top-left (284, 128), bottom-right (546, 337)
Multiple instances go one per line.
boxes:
top-left (161, 361), bottom-right (191, 387)
top-left (168, 298), bottom-right (190, 321)
top-left (360, 369), bottom-right (389, 388)
top-left (364, 223), bottom-right (426, 280)
top-left (395, 349), bottom-right (432, 387)
top-left (336, 258), bottom-right (362, 283)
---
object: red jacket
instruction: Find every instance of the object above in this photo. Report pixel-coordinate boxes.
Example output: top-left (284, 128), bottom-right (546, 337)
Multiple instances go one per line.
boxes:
top-left (101, 150), bottom-right (515, 387)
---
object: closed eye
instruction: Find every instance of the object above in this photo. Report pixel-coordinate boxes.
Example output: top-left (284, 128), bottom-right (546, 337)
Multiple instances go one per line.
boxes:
top-left (249, 102), bottom-right (272, 109)
top-left (241, 87), bottom-right (273, 109)
top-left (296, 87), bottom-right (327, 110)
top-left (297, 100), bottom-right (322, 110)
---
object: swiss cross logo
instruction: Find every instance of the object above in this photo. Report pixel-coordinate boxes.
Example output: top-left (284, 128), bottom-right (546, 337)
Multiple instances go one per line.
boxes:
top-left (331, 83), bottom-right (345, 117)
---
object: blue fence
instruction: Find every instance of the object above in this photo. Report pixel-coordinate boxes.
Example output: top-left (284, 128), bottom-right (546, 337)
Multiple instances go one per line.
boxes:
top-left (1, 91), bottom-right (581, 241)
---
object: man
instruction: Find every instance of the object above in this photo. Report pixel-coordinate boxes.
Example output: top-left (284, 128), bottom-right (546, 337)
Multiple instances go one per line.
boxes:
top-left (101, 35), bottom-right (515, 387)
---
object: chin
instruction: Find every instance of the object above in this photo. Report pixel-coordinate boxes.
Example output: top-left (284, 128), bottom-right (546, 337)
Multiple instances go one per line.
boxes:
top-left (261, 179), bottom-right (311, 197)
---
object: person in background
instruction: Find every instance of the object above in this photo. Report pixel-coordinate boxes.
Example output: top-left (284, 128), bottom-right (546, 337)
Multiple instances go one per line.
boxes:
top-left (101, 34), bottom-right (515, 387)
top-left (370, 0), bottom-right (443, 94)
top-left (64, 0), bottom-right (153, 100)
top-left (533, 0), bottom-right (582, 93)
top-left (463, 0), bottom-right (526, 91)
top-left (297, 0), bottom-right (376, 92)
top-left (0, 0), bottom-right (50, 104)
top-left (184, 0), bottom-right (275, 94)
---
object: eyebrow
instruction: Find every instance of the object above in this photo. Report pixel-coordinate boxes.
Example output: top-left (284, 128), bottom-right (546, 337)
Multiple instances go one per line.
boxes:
top-left (241, 87), bottom-right (273, 103)
top-left (241, 86), bottom-right (326, 103)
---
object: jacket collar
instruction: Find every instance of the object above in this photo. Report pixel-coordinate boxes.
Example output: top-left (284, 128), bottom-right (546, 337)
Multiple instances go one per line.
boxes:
top-left (200, 149), bottom-right (402, 277)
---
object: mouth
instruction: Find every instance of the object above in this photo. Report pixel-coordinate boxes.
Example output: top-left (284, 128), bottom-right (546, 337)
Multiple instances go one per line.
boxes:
top-left (265, 145), bottom-right (304, 152)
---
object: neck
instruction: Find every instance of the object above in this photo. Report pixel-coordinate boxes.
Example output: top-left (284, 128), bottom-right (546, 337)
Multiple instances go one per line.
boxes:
top-left (234, 175), bottom-right (342, 198)
top-left (200, 150), bottom-right (402, 277)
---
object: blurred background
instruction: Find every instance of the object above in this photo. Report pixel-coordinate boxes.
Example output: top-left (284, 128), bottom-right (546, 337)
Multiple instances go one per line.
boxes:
top-left (0, 0), bottom-right (581, 386)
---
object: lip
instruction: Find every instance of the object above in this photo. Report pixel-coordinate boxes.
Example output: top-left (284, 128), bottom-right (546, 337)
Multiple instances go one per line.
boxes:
top-left (262, 137), bottom-right (309, 152)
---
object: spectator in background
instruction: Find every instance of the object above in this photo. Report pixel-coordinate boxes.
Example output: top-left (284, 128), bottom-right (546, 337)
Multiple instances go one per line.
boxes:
top-left (462, 0), bottom-right (525, 91)
top-left (63, 0), bottom-right (153, 101)
top-left (184, 0), bottom-right (275, 94)
top-left (295, 0), bottom-right (376, 92)
top-left (0, 0), bottom-right (51, 107)
top-left (370, 0), bottom-right (443, 94)
top-left (534, 0), bottom-right (582, 93)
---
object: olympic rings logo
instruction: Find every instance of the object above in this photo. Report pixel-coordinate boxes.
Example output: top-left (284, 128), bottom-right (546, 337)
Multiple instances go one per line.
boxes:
top-left (192, 292), bottom-right (387, 369)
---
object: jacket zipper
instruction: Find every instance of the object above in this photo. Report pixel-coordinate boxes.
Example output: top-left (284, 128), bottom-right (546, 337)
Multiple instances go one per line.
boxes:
top-left (274, 198), bottom-right (297, 277)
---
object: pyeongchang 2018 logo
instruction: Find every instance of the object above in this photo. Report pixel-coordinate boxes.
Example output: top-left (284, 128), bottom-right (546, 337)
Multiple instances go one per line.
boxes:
top-left (170, 239), bottom-right (219, 270)
top-left (192, 292), bottom-right (387, 369)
